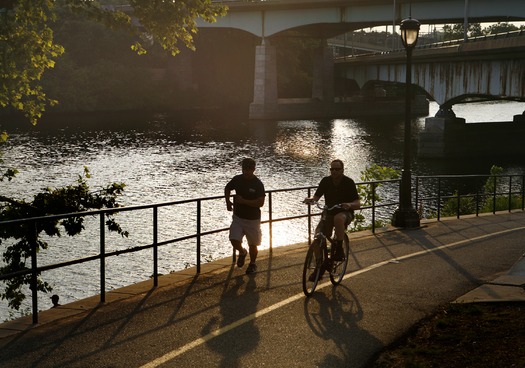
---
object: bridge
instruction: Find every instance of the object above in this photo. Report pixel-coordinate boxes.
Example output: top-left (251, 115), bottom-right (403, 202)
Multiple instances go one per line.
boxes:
top-left (338, 31), bottom-right (525, 108)
top-left (194, 0), bottom-right (525, 120)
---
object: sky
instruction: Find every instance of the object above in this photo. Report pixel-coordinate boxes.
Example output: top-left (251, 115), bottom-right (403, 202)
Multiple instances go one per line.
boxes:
top-left (371, 21), bottom-right (525, 35)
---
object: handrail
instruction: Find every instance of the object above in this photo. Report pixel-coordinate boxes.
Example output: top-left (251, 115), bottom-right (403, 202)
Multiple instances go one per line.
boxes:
top-left (2, 173), bottom-right (524, 323)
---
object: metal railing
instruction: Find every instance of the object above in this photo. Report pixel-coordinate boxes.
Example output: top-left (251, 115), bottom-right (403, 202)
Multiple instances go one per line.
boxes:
top-left (415, 174), bottom-right (525, 220)
top-left (1, 174), bottom-right (524, 323)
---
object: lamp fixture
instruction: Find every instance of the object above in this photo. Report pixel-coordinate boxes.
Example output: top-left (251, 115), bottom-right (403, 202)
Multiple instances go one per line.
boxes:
top-left (400, 18), bottom-right (420, 49)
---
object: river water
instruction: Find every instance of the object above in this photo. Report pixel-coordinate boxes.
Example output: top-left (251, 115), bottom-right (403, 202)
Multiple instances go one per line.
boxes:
top-left (1, 100), bottom-right (524, 320)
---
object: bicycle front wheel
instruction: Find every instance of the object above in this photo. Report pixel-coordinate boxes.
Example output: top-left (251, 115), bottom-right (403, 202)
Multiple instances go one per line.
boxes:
top-left (330, 234), bottom-right (349, 285)
top-left (302, 241), bottom-right (322, 296)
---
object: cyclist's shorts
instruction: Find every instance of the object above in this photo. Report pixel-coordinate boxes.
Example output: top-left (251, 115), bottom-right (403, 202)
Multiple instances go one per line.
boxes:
top-left (229, 214), bottom-right (262, 246)
top-left (321, 211), bottom-right (354, 237)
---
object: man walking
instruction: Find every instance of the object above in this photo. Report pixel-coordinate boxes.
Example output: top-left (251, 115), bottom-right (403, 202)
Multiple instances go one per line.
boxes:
top-left (225, 158), bottom-right (265, 275)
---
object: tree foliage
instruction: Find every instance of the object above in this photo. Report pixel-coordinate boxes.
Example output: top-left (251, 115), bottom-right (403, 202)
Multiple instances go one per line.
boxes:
top-left (441, 22), bottom-right (524, 41)
top-left (0, 0), bottom-right (64, 126)
top-left (0, 167), bottom-right (128, 311)
top-left (442, 23), bottom-right (483, 41)
top-left (484, 22), bottom-right (523, 35)
top-left (351, 164), bottom-right (400, 231)
top-left (0, 0), bottom-right (226, 125)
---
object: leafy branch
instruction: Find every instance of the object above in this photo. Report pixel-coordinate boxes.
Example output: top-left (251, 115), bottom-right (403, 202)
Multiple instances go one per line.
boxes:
top-left (0, 167), bottom-right (128, 310)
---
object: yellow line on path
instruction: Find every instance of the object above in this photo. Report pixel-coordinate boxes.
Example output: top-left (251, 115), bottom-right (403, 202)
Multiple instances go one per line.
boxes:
top-left (140, 226), bottom-right (525, 368)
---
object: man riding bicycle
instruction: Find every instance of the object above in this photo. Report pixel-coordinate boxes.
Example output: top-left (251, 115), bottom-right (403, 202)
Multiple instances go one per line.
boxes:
top-left (304, 159), bottom-right (361, 262)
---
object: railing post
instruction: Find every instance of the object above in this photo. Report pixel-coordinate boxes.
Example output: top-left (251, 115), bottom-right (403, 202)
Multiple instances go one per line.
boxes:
top-left (100, 213), bottom-right (106, 303)
top-left (508, 176), bottom-right (512, 212)
top-left (457, 184), bottom-right (461, 219)
top-left (415, 177), bottom-right (420, 219)
top-left (30, 221), bottom-right (38, 324)
top-left (196, 200), bottom-right (201, 274)
top-left (476, 177), bottom-right (480, 216)
top-left (307, 188), bottom-right (312, 245)
top-left (522, 175), bottom-right (525, 210)
top-left (268, 192), bottom-right (273, 251)
top-left (371, 182), bottom-right (376, 233)
top-left (153, 206), bottom-right (158, 287)
top-left (415, 176), bottom-right (419, 206)
top-left (437, 178), bottom-right (442, 221)
top-left (492, 176), bottom-right (497, 214)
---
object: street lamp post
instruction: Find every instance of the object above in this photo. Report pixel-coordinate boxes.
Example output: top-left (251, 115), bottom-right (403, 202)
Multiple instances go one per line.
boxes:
top-left (392, 18), bottom-right (421, 228)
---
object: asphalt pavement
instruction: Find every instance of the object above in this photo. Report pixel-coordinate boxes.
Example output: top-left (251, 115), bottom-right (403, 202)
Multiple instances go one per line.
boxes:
top-left (1, 211), bottom-right (524, 368)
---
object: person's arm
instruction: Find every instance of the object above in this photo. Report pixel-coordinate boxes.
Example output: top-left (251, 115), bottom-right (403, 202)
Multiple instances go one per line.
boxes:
top-left (303, 195), bottom-right (320, 204)
top-left (235, 195), bottom-right (265, 208)
top-left (304, 178), bottom-right (324, 204)
top-left (342, 198), bottom-right (361, 211)
top-left (224, 186), bottom-right (233, 211)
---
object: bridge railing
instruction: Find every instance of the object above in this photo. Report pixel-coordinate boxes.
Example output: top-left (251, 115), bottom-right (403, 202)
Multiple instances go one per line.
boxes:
top-left (1, 174), bottom-right (524, 323)
top-left (336, 29), bottom-right (525, 60)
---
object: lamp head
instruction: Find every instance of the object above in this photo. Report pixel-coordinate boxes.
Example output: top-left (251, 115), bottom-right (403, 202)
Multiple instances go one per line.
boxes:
top-left (400, 18), bottom-right (420, 49)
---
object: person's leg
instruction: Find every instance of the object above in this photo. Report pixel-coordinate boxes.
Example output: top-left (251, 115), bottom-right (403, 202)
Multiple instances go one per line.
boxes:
top-left (248, 243), bottom-right (258, 264)
top-left (333, 212), bottom-right (347, 241)
top-left (244, 219), bottom-right (261, 274)
top-left (332, 212), bottom-right (348, 261)
top-left (229, 216), bottom-right (247, 267)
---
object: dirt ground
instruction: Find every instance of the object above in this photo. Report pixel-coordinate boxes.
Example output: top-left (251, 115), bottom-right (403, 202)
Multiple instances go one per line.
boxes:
top-left (370, 302), bottom-right (525, 368)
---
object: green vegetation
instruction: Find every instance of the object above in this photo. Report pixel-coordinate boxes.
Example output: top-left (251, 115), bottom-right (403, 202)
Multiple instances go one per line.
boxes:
top-left (0, 0), bottom-right (226, 125)
top-left (352, 164), bottom-right (400, 231)
top-left (442, 21), bottom-right (524, 40)
top-left (0, 167), bottom-right (127, 311)
top-left (0, 0), bottom-right (226, 313)
top-left (432, 165), bottom-right (524, 218)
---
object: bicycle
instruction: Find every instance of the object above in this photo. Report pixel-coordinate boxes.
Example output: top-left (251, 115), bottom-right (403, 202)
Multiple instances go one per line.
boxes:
top-left (302, 202), bottom-right (351, 297)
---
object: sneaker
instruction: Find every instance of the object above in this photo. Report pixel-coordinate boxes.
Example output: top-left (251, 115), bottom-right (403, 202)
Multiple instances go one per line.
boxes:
top-left (332, 244), bottom-right (344, 261)
top-left (308, 264), bottom-right (326, 282)
top-left (237, 249), bottom-right (247, 268)
top-left (308, 269), bottom-right (320, 282)
top-left (246, 263), bottom-right (257, 275)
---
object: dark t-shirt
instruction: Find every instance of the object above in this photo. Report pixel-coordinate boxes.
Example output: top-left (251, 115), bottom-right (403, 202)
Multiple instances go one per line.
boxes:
top-left (314, 175), bottom-right (359, 214)
top-left (225, 174), bottom-right (265, 220)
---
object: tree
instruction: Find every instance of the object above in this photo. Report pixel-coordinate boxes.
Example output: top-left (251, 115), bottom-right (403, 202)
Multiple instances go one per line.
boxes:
top-left (0, 167), bottom-right (128, 311)
top-left (442, 23), bottom-right (483, 41)
top-left (0, 0), bottom-right (225, 314)
top-left (0, 0), bottom-right (226, 126)
top-left (484, 22), bottom-right (521, 35)
top-left (0, 0), bottom-right (64, 126)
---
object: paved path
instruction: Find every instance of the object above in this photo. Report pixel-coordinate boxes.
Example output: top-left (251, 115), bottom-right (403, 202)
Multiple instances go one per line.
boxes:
top-left (1, 212), bottom-right (525, 368)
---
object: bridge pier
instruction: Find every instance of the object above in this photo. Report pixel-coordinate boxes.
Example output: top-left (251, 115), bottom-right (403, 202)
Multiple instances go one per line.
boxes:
top-left (418, 107), bottom-right (525, 158)
top-left (418, 107), bottom-right (465, 158)
top-left (249, 40), bottom-right (336, 120)
top-left (312, 41), bottom-right (334, 103)
top-left (249, 40), bottom-right (278, 120)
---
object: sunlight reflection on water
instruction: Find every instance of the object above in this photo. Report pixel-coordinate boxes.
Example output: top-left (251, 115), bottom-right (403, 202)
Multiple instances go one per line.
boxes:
top-left (1, 100), bottom-right (524, 319)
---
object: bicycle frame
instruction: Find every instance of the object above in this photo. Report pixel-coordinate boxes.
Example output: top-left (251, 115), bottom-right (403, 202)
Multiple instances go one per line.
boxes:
top-left (302, 202), bottom-right (350, 296)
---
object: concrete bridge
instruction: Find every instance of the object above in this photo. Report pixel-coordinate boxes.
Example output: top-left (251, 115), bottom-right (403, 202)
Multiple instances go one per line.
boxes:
top-left (338, 31), bottom-right (525, 107)
top-left (195, 0), bottom-right (525, 120)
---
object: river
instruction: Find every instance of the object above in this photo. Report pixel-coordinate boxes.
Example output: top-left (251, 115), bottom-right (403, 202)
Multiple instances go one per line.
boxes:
top-left (1, 100), bottom-right (524, 320)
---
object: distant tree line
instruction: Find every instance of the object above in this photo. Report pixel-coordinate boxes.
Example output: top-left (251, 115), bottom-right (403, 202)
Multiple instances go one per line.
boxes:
top-left (337, 22), bottom-right (524, 53)
top-left (442, 22), bottom-right (524, 40)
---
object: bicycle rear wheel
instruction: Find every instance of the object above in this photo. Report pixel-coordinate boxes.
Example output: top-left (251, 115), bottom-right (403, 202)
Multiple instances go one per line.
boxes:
top-left (329, 234), bottom-right (349, 285)
top-left (302, 240), bottom-right (322, 296)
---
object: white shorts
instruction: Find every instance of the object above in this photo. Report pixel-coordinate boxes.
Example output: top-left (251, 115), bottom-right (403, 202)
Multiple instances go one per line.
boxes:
top-left (229, 215), bottom-right (262, 246)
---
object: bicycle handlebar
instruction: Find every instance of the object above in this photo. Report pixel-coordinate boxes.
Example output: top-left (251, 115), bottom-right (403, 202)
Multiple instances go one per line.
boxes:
top-left (304, 201), bottom-right (342, 211)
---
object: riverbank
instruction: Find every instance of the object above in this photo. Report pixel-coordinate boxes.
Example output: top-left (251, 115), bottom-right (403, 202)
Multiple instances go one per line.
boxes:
top-left (2, 95), bottom-right (430, 130)
top-left (250, 95), bottom-right (429, 120)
